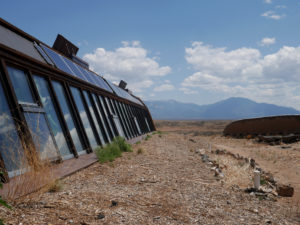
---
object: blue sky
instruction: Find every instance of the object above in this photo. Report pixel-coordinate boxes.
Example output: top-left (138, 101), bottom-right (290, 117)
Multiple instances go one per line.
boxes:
top-left (2, 0), bottom-right (300, 108)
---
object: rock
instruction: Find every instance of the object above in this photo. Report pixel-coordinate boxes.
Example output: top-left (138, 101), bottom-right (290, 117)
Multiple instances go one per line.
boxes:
top-left (97, 213), bottom-right (105, 219)
top-left (69, 220), bottom-right (74, 224)
top-left (195, 149), bottom-right (205, 155)
top-left (189, 138), bottom-right (196, 143)
top-left (201, 154), bottom-right (209, 163)
top-left (111, 200), bottom-right (118, 207)
top-left (250, 159), bottom-right (256, 168)
top-left (276, 184), bottom-right (294, 197)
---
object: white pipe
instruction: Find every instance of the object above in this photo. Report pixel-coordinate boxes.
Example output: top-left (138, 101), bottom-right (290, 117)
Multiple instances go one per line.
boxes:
top-left (254, 170), bottom-right (260, 190)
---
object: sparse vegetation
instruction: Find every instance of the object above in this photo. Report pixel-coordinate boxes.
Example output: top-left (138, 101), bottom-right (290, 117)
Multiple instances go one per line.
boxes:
top-left (135, 141), bottom-right (141, 145)
top-left (0, 172), bottom-right (11, 225)
top-left (137, 148), bottom-right (143, 154)
top-left (95, 136), bottom-right (132, 163)
top-left (145, 135), bottom-right (152, 141)
top-left (48, 180), bottom-right (63, 193)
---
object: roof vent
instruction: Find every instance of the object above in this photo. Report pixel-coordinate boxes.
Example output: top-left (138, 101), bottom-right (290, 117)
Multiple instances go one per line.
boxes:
top-left (53, 34), bottom-right (89, 69)
top-left (53, 34), bottom-right (79, 58)
top-left (119, 80), bottom-right (127, 89)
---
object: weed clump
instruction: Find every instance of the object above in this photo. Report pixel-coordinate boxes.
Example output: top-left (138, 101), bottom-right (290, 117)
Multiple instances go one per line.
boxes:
top-left (137, 148), bottom-right (143, 154)
top-left (145, 135), bottom-right (152, 141)
top-left (48, 180), bottom-right (63, 193)
top-left (95, 136), bottom-right (132, 163)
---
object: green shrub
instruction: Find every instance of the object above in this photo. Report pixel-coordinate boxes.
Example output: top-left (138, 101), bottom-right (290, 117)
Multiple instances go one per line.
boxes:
top-left (113, 136), bottom-right (132, 152)
top-left (95, 136), bottom-right (132, 163)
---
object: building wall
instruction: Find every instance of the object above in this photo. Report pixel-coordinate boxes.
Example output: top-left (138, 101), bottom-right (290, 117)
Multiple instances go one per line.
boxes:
top-left (0, 19), bottom-right (155, 181)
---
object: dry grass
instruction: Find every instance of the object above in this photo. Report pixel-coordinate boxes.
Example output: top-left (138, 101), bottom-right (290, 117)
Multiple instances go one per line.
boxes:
top-left (0, 121), bottom-right (60, 201)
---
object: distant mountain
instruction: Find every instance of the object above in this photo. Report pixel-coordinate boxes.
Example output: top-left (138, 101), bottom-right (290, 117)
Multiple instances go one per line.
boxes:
top-left (145, 97), bottom-right (300, 120)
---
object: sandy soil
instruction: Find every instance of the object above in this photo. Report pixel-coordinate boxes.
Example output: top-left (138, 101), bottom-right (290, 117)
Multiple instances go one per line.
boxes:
top-left (0, 120), bottom-right (299, 224)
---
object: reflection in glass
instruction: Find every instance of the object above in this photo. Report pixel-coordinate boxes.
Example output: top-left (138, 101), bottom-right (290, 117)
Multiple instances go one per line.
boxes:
top-left (145, 117), bottom-right (151, 132)
top-left (6, 66), bottom-right (35, 103)
top-left (33, 76), bottom-right (73, 159)
top-left (134, 117), bottom-right (141, 134)
top-left (91, 94), bottom-right (111, 142)
top-left (70, 87), bottom-right (98, 149)
top-left (24, 113), bottom-right (58, 160)
top-left (0, 79), bottom-right (26, 177)
top-left (99, 95), bottom-right (116, 138)
top-left (82, 91), bottom-right (105, 145)
top-left (113, 116), bottom-right (125, 138)
top-left (52, 81), bottom-right (85, 154)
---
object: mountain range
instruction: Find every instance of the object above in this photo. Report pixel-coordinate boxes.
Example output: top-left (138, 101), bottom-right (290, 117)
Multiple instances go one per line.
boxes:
top-left (145, 97), bottom-right (300, 120)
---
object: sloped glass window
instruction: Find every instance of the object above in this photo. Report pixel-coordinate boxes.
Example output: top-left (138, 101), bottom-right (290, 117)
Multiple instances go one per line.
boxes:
top-left (6, 66), bottom-right (35, 103)
top-left (0, 78), bottom-right (26, 177)
top-left (82, 91), bottom-right (105, 145)
top-left (7, 66), bottom-right (59, 161)
top-left (91, 93), bottom-right (111, 143)
top-left (70, 87), bottom-right (98, 149)
top-left (24, 112), bottom-right (59, 160)
top-left (52, 81), bottom-right (85, 154)
top-left (99, 96), bottom-right (116, 137)
top-left (33, 75), bottom-right (73, 159)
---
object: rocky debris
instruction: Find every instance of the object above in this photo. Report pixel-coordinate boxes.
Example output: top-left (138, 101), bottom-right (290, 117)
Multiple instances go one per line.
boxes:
top-left (189, 138), bottom-right (196, 143)
top-left (276, 184), bottom-right (294, 197)
top-left (97, 213), bottom-right (105, 220)
top-left (208, 148), bottom-right (296, 199)
top-left (0, 133), bottom-right (298, 224)
top-left (111, 200), bottom-right (118, 207)
top-left (257, 134), bottom-right (300, 145)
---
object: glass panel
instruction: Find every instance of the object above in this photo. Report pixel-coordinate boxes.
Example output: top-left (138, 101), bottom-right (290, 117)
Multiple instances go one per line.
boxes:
top-left (113, 116), bottom-right (125, 138)
top-left (70, 87), bottom-right (98, 149)
top-left (33, 75), bottom-right (73, 159)
top-left (134, 117), bottom-right (141, 134)
top-left (82, 91), bottom-right (105, 145)
top-left (0, 79), bottom-right (27, 177)
top-left (52, 81), bottom-right (85, 154)
top-left (6, 66), bottom-right (35, 103)
top-left (113, 100), bottom-right (130, 139)
top-left (91, 94), bottom-right (111, 143)
top-left (99, 96), bottom-right (116, 138)
top-left (24, 112), bottom-right (58, 160)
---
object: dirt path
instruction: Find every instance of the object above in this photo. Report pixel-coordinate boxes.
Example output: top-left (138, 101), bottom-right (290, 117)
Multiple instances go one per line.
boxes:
top-left (0, 132), bottom-right (299, 224)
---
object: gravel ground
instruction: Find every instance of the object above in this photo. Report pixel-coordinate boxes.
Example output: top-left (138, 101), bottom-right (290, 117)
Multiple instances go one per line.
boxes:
top-left (0, 132), bottom-right (299, 224)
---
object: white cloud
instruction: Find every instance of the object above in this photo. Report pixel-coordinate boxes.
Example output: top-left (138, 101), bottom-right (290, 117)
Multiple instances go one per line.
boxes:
top-left (182, 41), bottom-right (300, 108)
top-left (260, 37), bottom-right (276, 46)
top-left (264, 0), bottom-right (272, 4)
top-left (154, 84), bottom-right (175, 92)
top-left (83, 41), bottom-right (171, 92)
top-left (179, 87), bottom-right (198, 95)
top-left (275, 5), bottom-right (287, 9)
top-left (261, 10), bottom-right (285, 20)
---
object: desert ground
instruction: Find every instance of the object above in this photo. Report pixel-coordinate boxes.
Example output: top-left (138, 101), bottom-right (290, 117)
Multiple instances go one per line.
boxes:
top-left (0, 120), bottom-right (299, 224)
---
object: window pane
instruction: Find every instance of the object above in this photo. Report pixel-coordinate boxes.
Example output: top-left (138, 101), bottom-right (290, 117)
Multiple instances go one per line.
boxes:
top-left (24, 112), bottom-right (58, 160)
top-left (6, 66), bottom-right (34, 103)
top-left (70, 87), bottom-right (98, 149)
top-left (113, 116), bottom-right (125, 138)
top-left (99, 96), bottom-right (116, 138)
top-left (33, 75), bottom-right (73, 159)
top-left (0, 78), bottom-right (26, 176)
top-left (52, 81), bottom-right (85, 154)
top-left (82, 91), bottom-right (105, 145)
top-left (91, 93), bottom-right (111, 143)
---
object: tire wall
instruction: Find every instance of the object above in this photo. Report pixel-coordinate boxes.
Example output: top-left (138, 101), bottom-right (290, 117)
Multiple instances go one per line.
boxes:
top-left (223, 115), bottom-right (300, 137)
